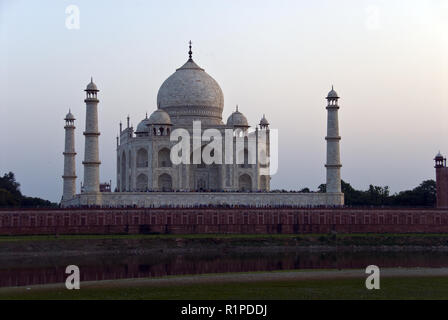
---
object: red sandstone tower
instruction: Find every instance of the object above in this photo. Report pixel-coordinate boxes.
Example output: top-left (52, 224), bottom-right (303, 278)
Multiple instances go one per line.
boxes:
top-left (435, 152), bottom-right (448, 208)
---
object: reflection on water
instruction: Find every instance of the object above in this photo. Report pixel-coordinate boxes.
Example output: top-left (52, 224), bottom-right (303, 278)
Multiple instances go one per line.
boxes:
top-left (1, 251), bottom-right (448, 287)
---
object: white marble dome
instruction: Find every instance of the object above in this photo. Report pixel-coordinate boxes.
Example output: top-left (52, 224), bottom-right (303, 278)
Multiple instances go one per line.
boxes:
top-left (148, 109), bottom-right (172, 125)
top-left (65, 110), bottom-right (75, 120)
top-left (156, 58), bottom-right (224, 125)
top-left (86, 78), bottom-right (98, 91)
top-left (259, 114), bottom-right (269, 126)
top-left (227, 107), bottom-right (249, 127)
top-left (327, 86), bottom-right (339, 99)
top-left (136, 118), bottom-right (150, 133)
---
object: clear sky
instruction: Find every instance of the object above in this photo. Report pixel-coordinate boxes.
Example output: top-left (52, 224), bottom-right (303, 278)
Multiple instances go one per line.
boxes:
top-left (1, 0), bottom-right (447, 202)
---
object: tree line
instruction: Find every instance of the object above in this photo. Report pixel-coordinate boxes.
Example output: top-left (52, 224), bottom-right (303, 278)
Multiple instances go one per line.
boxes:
top-left (0, 171), bottom-right (438, 208)
top-left (0, 172), bottom-right (58, 208)
top-left (315, 180), bottom-right (436, 207)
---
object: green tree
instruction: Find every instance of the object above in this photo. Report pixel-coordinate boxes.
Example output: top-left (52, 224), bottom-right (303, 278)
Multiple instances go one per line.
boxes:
top-left (0, 172), bottom-right (57, 208)
top-left (314, 179), bottom-right (436, 207)
top-left (0, 172), bottom-right (22, 198)
top-left (389, 180), bottom-right (436, 207)
top-left (318, 184), bottom-right (326, 193)
top-left (0, 189), bottom-right (19, 207)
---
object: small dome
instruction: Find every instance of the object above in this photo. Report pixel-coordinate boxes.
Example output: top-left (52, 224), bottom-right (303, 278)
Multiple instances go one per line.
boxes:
top-left (148, 109), bottom-right (172, 125)
top-left (65, 110), bottom-right (75, 120)
top-left (326, 86), bottom-right (339, 99)
top-left (136, 118), bottom-right (150, 133)
top-left (259, 114), bottom-right (269, 126)
top-left (435, 151), bottom-right (444, 159)
top-left (227, 106), bottom-right (249, 127)
top-left (86, 77), bottom-right (98, 91)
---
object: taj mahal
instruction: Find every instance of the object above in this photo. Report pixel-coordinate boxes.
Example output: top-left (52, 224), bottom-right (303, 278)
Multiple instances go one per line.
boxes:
top-left (61, 43), bottom-right (344, 208)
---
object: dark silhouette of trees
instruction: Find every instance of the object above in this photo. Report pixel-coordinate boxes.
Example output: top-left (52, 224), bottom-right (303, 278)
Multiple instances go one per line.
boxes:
top-left (0, 172), bottom-right (57, 208)
top-left (388, 180), bottom-right (436, 207)
top-left (0, 171), bottom-right (438, 208)
top-left (317, 179), bottom-right (436, 207)
top-left (318, 184), bottom-right (326, 193)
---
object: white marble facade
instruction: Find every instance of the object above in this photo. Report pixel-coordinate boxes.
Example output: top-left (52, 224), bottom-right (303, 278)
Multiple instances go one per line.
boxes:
top-left (116, 54), bottom-right (271, 193)
top-left (61, 45), bottom-right (344, 208)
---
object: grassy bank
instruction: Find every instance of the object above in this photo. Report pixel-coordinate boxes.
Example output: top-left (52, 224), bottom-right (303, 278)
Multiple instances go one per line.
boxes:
top-left (0, 233), bottom-right (315, 242)
top-left (1, 233), bottom-right (448, 253)
top-left (2, 232), bottom-right (448, 242)
top-left (1, 272), bottom-right (448, 300)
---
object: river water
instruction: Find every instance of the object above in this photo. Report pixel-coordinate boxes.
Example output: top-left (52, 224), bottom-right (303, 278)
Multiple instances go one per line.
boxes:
top-left (1, 250), bottom-right (448, 287)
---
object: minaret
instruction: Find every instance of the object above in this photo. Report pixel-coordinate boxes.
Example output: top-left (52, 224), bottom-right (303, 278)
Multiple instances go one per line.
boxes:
top-left (62, 109), bottom-right (77, 201)
top-left (82, 78), bottom-right (101, 194)
top-left (325, 86), bottom-right (342, 193)
top-left (435, 152), bottom-right (448, 208)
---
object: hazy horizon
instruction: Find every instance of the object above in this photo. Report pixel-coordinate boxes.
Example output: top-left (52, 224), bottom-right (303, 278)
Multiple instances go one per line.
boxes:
top-left (1, 0), bottom-right (447, 202)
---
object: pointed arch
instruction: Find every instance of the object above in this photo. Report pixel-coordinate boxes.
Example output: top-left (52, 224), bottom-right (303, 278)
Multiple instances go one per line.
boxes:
top-left (239, 174), bottom-right (252, 191)
top-left (136, 174), bottom-right (148, 191)
top-left (158, 173), bottom-right (172, 191)
top-left (158, 148), bottom-right (172, 167)
top-left (137, 148), bottom-right (148, 168)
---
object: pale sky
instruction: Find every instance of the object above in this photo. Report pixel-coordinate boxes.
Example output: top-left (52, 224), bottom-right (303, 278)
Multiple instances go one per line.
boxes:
top-left (1, 0), bottom-right (447, 202)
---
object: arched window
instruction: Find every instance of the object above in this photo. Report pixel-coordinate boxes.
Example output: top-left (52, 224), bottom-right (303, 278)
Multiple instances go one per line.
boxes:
top-left (239, 174), bottom-right (252, 191)
top-left (136, 174), bottom-right (148, 191)
top-left (137, 148), bottom-right (148, 168)
top-left (158, 148), bottom-right (172, 167)
top-left (158, 173), bottom-right (172, 191)
top-left (197, 178), bottom-right (207, 191)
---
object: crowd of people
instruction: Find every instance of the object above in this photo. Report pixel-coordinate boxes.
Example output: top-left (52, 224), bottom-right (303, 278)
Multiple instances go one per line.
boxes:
top-left (112, 188), bottom-right (320, 194)
top-left (64, 204), bottom-right (345, 209)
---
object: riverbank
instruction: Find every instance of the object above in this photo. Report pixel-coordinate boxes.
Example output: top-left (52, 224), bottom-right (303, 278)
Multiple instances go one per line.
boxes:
top-left (1, 233), bottom-right (448, 257)
top-left (1, 268), bottom-right (448, 300)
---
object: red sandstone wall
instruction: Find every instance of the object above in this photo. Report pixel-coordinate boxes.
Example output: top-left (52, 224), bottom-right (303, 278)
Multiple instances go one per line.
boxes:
top-left (1, 208), bottom-right (448, 235)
